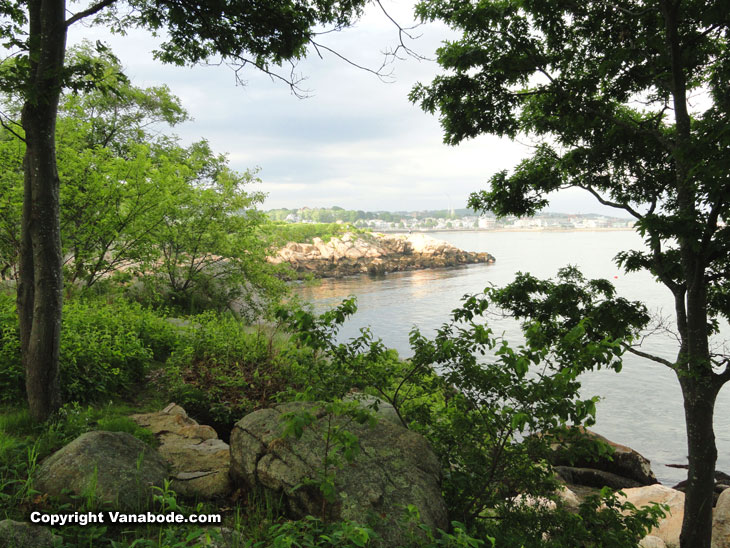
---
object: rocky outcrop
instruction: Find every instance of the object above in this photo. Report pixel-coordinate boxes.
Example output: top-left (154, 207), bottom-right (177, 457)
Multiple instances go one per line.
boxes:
top-left (551, 428), bottom-right (657, 489)
top-left (33, 431), bottom-right (167, 510)
top-left (229, 401), bottom-right (448, 546)
top-left (0, 520), bottom-right (58, 548)
top-left (130, 403), bottom-right (232, 499)
top-left (618, 485), bottom-right (685, 547)
top-left (713, 488), bottom-right (730, 548)
top-left (269, 232), bottom-right (494, 278)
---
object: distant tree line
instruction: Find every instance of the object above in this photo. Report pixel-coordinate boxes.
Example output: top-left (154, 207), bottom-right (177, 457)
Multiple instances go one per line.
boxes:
top-left (266, 207), bottom-right (483, 223)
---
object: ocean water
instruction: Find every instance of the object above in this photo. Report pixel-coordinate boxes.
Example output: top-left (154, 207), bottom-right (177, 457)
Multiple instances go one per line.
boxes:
top-left (291, 230), bottom-right (730, 486)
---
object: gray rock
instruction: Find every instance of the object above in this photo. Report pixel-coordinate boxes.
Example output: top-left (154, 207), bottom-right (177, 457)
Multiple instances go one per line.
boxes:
top-left (229, 401), bottom-right (448, 546)
top-left (33, 431), bottom-right (167, 510)
top-left (0, 520), bottom-right (58, 548)
top-left (551, 428), bottom-right (657, 486)
top-left (555, 465), bottom-right (643, 490)
top-left (343, 393), bottom-right (403, 426)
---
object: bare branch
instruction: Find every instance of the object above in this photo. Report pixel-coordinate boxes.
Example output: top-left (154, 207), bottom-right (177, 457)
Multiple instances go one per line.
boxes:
top-left (65, 0), bottom-right (116, 27)
top-left (375, 0), bottom-right (430, 62)
top-left (309, 39), bottom-right (396, 83)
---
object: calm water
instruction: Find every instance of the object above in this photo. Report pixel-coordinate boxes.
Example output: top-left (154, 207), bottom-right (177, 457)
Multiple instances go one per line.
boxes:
top-left (292, 230), bottom-right (730, 486)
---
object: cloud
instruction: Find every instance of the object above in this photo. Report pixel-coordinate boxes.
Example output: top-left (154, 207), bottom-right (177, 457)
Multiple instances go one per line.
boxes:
top-left (65, 2), bottom-right (624, 216)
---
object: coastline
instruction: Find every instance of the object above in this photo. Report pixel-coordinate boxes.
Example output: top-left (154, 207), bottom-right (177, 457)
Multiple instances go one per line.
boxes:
top-left (376, 227), bottom-right (635, 234)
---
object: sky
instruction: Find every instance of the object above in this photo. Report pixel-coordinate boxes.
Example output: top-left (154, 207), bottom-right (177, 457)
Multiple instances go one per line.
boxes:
top-left (68, 0), bottom-right (623, 216)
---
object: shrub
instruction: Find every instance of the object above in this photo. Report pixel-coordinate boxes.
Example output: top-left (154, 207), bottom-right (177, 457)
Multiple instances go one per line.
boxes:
top-left (0, 294), bottom-right (22, 404)
top-left (266, 222), bottom-right (370, 246)
top-left (0, 296), bottom-right (179, 405)
top-left (162, 312), bottom-right (310, 437)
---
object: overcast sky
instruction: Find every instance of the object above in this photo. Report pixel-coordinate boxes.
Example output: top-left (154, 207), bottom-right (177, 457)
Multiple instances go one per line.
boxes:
top-left (68, 0), bottom-right (623, 215)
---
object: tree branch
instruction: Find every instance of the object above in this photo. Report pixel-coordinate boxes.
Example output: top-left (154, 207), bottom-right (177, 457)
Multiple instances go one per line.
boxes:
top-left (575, 184), bottom-right (644, 219)
top-left (0, 114), bottom-right (25, 142)
top-left (65, 0), bottom-right (117, 27)
top-left (622, 343), bottom-right (676, 368)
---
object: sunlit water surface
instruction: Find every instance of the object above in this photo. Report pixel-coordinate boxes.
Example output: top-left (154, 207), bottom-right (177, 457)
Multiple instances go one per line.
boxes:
top-left (291, 230), bottom-right (730, 486)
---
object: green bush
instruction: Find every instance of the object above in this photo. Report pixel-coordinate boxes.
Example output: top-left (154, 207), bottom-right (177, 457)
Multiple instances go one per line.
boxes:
top-left (162, 312), bottom-right (310, 436)
top-left (266, 222), bottom-right (370, 246)
top-left (0, 295), bottom-right (22, 405)
top-left (59, 299), bottom-right (178, 403)
top-left (0, 296), bottom-right (179, 405)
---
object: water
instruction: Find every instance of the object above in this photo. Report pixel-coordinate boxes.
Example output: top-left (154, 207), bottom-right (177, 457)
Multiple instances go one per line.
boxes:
top-left (292, 230), bottom-right (730, 486)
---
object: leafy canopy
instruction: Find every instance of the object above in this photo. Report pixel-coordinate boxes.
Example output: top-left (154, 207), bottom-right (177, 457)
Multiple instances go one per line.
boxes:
top-left (411, 0), bottom-right (730, 352)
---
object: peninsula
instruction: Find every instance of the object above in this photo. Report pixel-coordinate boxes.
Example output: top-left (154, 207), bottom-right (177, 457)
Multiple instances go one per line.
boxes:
top-left (269, 232), bottom-right (494, 278)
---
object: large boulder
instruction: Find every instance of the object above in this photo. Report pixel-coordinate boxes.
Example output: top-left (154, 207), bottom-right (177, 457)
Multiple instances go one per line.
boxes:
top-left (618, 485), bottom-right (685, 547)
top-left (551, 428), bottom-right (657, 488)
top-left (713, 487), bottom-right (730, 548)
top-left (229, 401), bottom-right (448, 546)
top-left (33, 431), bottom-right (167, 510)
top-left (0, 520), bottom-right (58, 548)
top-left (130, 403), bottom-right (232, 499)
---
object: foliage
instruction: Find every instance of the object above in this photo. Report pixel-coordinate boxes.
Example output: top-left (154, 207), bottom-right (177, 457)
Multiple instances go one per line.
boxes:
top-left (267, 222), bottom-right (369, 246)
top-left (277, 296), bottom-right (661, 545)
top-left (0, 46), bottom-right (286, 316)
top-left (141, 143), bottom-right (286, 316)
top-left (481, 488), bottom-right (666, 548)
top-left (0, 296), bottom-right (178, 405)
top-left (162, 312), bottom-right (308, 436)
top-left (411, 1), bottom-right (730, 545)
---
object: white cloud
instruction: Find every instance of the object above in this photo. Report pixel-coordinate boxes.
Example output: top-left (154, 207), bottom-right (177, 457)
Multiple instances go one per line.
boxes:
top-left (65, 1), bottom-right (625, 216)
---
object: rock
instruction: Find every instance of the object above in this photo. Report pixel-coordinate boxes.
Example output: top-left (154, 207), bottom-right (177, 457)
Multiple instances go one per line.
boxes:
top-left (555, 465), bottom-right (643, 490)
top-left (639, 535), bottom-right (667, 548)
top-left (713, 487), bottom-right (730, 548)
top-left (0, 520), bottom-right (59, 548)
top-left (229, 401), bottom-right (448, 546)
top-left (557, 485), bottom-right (581, 510)
top-left (130, 405), bottom-right (232, 499)
top-left (551, 428), bottom-right (657, 487)
top-left (618, 485), bottom-right (685, 547)
top-left (343, 393), bottom-right (403, 426)
top-left (33, 431), bottom-right (167, 510)
top-left (270, 232), bottom-right (494, 278)
top-left (673, 470), bottom-right (730, 507)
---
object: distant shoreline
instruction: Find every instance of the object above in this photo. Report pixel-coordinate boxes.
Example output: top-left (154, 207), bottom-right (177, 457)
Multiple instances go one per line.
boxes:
top-left (376, 227), bottom-right (635, 234)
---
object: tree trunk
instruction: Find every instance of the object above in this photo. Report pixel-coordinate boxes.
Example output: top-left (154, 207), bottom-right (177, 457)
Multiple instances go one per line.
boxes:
top-left (677, 273), bottom-right (718, 548)
top-left (18, 0), bottom-right (67, 422)
top-left (679, 377), bottom-right (719, 548)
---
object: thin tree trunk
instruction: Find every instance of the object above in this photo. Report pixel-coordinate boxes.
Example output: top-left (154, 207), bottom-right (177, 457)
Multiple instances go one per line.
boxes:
top-left (18, 0), bottom-right (67, 421)
top-left (677, 272), bottom-right (717, 547)
top-left (679, 376), bottom-right (719, 548)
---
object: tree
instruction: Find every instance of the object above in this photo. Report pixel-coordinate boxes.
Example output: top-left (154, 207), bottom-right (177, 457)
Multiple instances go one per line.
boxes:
top-left (411, 1), bottom-right (729, 546)
top-left (148, 141), bottom-right (285, 315)
top-left (0, 0), bottom-right (371, 422)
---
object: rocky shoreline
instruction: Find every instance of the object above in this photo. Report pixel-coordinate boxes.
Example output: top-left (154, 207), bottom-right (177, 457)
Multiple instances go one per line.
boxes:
top-left (268, 232), bottom-right (495, 278)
